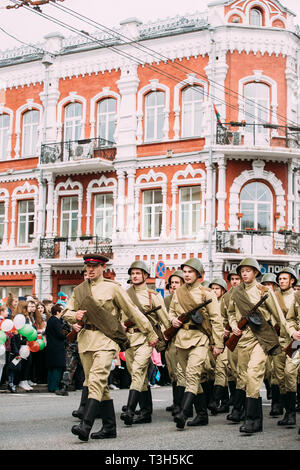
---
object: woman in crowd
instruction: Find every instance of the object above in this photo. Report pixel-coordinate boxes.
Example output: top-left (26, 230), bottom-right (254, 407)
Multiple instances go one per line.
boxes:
top-left (45, 303), bottom-right (66, 393)
top-left (31, 301), bottom-right (48, 384)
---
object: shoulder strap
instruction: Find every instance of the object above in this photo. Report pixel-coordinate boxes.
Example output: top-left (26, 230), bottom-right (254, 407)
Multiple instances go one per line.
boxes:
top-left (275, 291), bottom-right (288, 316)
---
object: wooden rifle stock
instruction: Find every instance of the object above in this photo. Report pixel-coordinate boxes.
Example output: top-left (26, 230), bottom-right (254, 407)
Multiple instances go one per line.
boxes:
top-left (224, 293), bottom-right (269, 352)
top-left (124, 305), bottom-right (162, 329)
top-left (284, 340), bottom-right (300, 358)
top-left (66, 320), bottom-right (84, 343)
top-left (164, 299), bottom-right (212, 342)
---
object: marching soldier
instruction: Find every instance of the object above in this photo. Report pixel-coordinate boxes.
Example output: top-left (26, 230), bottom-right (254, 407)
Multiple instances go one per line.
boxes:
top-left (62, 253), bottom-right (158, 442)
top-left (121, 261), bottom-right (171, 426)
top-left (272, 267), bottom-right (298, 426)
top-left (169, 258), bottom-right (224, 430)
top-left (227, 258), bottom-right (284, 434)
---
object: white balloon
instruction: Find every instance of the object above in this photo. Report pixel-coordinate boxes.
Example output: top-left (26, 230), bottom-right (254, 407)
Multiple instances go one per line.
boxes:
top-left (1, 319), bottom-right (14, 332)
top-left (13, 314), bottom-right (26, 330)
top-left (0, 344), bottom-right (5, 356)
top-left (19, 345), bottom-right (30, 359)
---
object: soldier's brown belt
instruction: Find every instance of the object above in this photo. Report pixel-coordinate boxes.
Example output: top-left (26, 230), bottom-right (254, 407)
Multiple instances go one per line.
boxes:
top-left (182, 324), bottom-right (199, 331)
top-left (83, 324), bottom-right (99, 331)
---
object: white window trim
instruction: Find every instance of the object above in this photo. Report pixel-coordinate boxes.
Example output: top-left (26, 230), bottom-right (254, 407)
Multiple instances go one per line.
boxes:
top-left (134, 169), bottom-right (167, 240)
top-left (60, 196), bottom-right (79, 239)
top-left (56, 92), bottom-right (86, 142)
top-left (170, 164), bottom-right (206, 240)
top-left (86, 176), bottom-right (117, 237)
top-left (240, 182), bottom-right (273, 231)
top-left (0, 188), bottom-right (9, 247)
top-left (15, 99), bottom-right (43, 159)
top-left (137, 80), bottom-right (170, 144)
top-left (89, 88), bottom-right (120, 141)
top-left (142, 189), bottom-right (164, 240)
top-left (9, 182), bottom-right (38, 248)
top-left (0, 106), bottom-right (13, 160)
top-left (53, 178), bottom-right (83, 238)
top-left (17, 199), bottom-right (35, 245)
top-left (224, 1), bottom-right (286, 27)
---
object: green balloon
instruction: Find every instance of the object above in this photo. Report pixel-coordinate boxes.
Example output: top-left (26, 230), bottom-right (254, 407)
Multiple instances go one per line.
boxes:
top-left (0, 330), bottom-right (6, 345)
top-left (36, 339), bottom-right (45, 351)
top-left (18, 324), bottom-right (34, 339)
top-left (26, 329), bottom-right (37, 342)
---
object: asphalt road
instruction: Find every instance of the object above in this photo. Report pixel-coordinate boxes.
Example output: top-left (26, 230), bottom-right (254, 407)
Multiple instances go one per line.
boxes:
top-left (1, 385), bottom-right (299, 453)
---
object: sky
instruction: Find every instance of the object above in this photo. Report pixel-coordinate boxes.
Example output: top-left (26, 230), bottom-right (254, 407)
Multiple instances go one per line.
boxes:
top-left (0, 0), bottom-right (300, 51)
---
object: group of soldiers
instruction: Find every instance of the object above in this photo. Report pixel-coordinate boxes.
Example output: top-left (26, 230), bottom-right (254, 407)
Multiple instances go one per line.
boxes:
top-left (61, 252), bottom-right (300, 442)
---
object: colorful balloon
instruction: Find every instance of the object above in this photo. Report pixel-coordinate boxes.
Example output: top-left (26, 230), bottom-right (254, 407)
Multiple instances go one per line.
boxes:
top-left (18, 324), bottom-right (35, 338)
top-left (36, 339), bottom-right (45, 351)
top-left (0, 344), bottom-right (5, 356)
top-left (19, 345), bottom-right (30, 359)
top-left (13, 314), bottom-right (26, 330)
top-left (26, 329), bottom-right (37, 342)
top-left (1, 319), bottom-right (14, 332)
top-left (0, 330), bottom-right (6, 345)
top-left (27, 341), bottom-right (40, 353)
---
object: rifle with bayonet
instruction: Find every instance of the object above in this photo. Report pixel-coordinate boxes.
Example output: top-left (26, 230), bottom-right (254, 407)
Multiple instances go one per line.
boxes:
top-left (225, 293), bottom-right (269, 352)
top-left (163, 298), bottom-right (213, 342)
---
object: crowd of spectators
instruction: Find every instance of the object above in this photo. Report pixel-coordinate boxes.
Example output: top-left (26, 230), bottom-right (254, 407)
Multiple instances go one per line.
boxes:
top-left (0, 292), bottom-right (171, 395)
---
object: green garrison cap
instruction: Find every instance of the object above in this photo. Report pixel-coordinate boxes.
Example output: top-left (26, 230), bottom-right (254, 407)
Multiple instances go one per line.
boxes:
top-left (209, 278), bottom-right (228, 292)
top-left (180, 258), bottom-right (204, 276)
top-left (236, 257), bottom-right (261, 277)
top-left (276, 267), bottom-right (297, 284)
top-left (261, 273), bottom-right (279, 286)
top-left (128, 260), bottom-right (150, 276)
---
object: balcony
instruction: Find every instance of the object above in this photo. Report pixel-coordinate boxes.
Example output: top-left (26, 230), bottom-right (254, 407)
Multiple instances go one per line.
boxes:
top-left (39, 137), bottom-right (116, 174)
top-left (216, 122), bottom-right (300, 149)
top-left (39, 236), bottom-right (113, 260)
top-left (216, 230), bottom-right (300, 256)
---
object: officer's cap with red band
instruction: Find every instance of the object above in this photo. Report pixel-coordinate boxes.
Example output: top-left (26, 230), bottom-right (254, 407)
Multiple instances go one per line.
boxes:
top-left (83, 253), bottom-right (110, 265)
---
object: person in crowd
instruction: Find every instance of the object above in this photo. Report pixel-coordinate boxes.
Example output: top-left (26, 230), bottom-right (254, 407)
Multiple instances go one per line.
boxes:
top-left (6, 292), bottom-right (18, 319)
top-left (45, 303), bottom-right (66, 393)
top-left (31, 301), bottom-right (48, 384)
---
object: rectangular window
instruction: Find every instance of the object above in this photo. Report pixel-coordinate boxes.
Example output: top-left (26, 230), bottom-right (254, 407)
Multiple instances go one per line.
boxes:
top-left (145, 92), bottom-right (165, 141)
top-left (22, 110), bottom-right (39, 157)
top-left (179, 186), bottom-right (201, 237)
top-left (95, 193), bottom-right (113, 238)
top-left (18, 200), bottom-right (35, 244)
top-left (0, 202), bottom-right (4, 243)
top-left (0, 115), bottom-right (9, 160)
top-left (61, 197), bottom-right (78, 238)
top-left (142, 189), bottom-right (162, 239)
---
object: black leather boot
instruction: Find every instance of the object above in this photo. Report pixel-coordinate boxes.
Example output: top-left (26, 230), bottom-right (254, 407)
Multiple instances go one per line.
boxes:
top-left (133, 387), bottom-right (152, 424)
top-left (72, 386), bottom-right (88, 419)
top-left (187, 393), bottom-right (208, 426)
top-left (217, 386), bottom-right (230, 413)
top-left (277, 392), bottom-right (296, 426)
top-left (207, 381), bottom-right (218, 416)
top-left (227, 389), bottom-right (246, 423)
top-left (264, 379), bottom-right (272, 400)
top-left (71, 398), bottom-right (99, 441)
top-left (166, 382), bottom-right (177, 412)
top-left (174, 392), bottom-right (195, 429)
top-left (90, 399), bottom-right (117, 439)
top-left (269, 385), bottom-right (283, 416)
top-left (228, 381), bottom-right (236, 406)
top-left (240, 397), bottom-right (262, 434)
top-left (172, 385), bottom-right (185, 417)
top-left (120, 389), bottom-right (140, 426)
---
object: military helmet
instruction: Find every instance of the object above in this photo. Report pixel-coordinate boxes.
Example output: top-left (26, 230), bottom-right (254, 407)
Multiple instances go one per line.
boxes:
top-left (236, 257), bottom-right (261, 277)
top-left (168, 270), bottom-right (184, 283)
top-left (227, 268), bottom-right (240, 281)
top-left (201, 281), bottom-right (210, 288)
top-left (209, 278), bottom-right (228, 292)
top-left (276, 267), bottom-right (297, 284)
top-left (261, 273), bottom-right (279, 286)
top-left (180, 258), bottom-right (204, 276)
top-left (128, 260), bottom-right (150, 276)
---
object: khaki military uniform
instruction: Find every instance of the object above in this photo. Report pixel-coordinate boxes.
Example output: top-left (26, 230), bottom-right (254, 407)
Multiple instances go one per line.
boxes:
top-left (125, 284), bottom-right (171, 392)
top-left (228, 280), bottom-right (285, 398)
top-left (63, 276), bottom-right (157, 402)
top-left (213, 296), bottom-right (229, 387)
top-left (169, 281), bottom-right (224, 395)
top-left (164, 293), bottom-right (185, 386)
top-left (271, 288), bottom-right (297, 394)
top-left (222, 289), bottom-right (239, 385)
top-left (284, 294), bottom-right (300, 392)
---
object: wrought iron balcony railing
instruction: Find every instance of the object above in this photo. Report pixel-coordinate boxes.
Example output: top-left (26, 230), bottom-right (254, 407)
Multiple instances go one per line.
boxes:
top-left (216, 122), bottom-right (300, 148)
top-left (40, 137), bottom-right (116, 165)
top-left (216, 230), bottom-right (300, 256)
top-left (39, 235), bottom-right (113, 260)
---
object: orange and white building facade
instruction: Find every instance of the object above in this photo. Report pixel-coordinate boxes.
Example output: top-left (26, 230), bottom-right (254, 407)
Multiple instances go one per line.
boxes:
top-left (0, 0), bottom-right (299, 300)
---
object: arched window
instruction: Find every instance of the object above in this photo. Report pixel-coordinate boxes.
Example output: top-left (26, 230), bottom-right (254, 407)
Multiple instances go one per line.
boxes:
top-left (145, 91), bottom-right (165, 141)
top-left (64, 102), bottom-right (82, 142)
top-left (22, 110), bottom-right (39, 157)
top-left (0, 114), bottom-right (9, 160)
top-left (182, 86), bottom-right (203, 137)
top-left (240, 182), bottom-right (272, 231)
top-left (97, 98), bottom-right (117, 144)
top-left (244, 82), bottom-right (270, 137)
top-left (250, 8), bottom-right (262, 26)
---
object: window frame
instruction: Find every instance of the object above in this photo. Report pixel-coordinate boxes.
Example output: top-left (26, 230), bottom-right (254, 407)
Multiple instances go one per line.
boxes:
top-left (178, 185), bottom-right (202, 238)
top-left (144, 91), bottom-right (165, 142)
top-left (60, 196), bottom-right (79, 239)
top-left (22, 109), bottom-right (39, 157)
top-left (181, 86), bottom-right (204, 138)
top-left (94, 192), bottom-right (114, 238)
top-left (17, 199), bottom-right (35, 245)
top-left (240, 181), bottom-right (273, 232)
top-left (63, 102), bottom-right (83, 143)
top-left (97, 97), bottom-right (117, 145)
top-left (141, 188), bottom-right (163, 239)
top-left (0, 114), bottom-right (10, 160)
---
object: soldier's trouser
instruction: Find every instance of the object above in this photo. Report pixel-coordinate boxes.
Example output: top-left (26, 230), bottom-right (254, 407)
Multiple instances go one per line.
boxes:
top-left (264, 356), bottom-right (272, 383)
top-left (227, 348), bottom-right (238, 382)
top-left (214, 348), bottom-right (229, 387)
top-left (80, 349), bottom-right (115, 402)
top-left (238, 342), bottom-right (267, 398)
top-left (126, 342), bottom-right (153, 392)
top-left (176, 363), bottom-right (186, 387)
top-left (285, 357), bottom-right (300, 393)
top-left (176, 344), bottom-right (209, 395)
top-left (272, 352), bottom-right (298, 394)
top-left (165, 340), bottom-right (178, 383)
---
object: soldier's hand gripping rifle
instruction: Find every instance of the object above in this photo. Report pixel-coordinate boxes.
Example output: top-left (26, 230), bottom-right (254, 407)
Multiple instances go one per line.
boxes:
top-left (66, 319), bottom-right (85, 344)
top-left (163, 299), bottom-right (212, 342)
top-left (225, 293), bottom-right (269, 352)
top-left (123, 305), bottom-right (162, 329)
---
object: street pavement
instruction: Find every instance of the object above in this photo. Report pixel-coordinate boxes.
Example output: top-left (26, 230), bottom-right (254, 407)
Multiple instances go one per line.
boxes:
top-left (0, 384), bottom-right (299, 452)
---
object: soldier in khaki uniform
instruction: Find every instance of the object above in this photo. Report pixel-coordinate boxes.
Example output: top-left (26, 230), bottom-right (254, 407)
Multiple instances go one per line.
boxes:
top-left (272, 267), bottom-right (298, 426)
top-left (62, 254), bottom-right (158, 442)
top-left (227, 258), bottom-right (285, 434)
top-left (121, 261), bottom-right (171, 426)
top-left (169, 258), bottom-right (224, 430)
top-left (164, 270), bottom-right (186, 415)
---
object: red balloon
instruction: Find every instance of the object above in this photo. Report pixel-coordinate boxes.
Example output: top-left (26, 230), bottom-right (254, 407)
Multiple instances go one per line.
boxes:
top-left (27, 341), bottom-right (40, 352)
